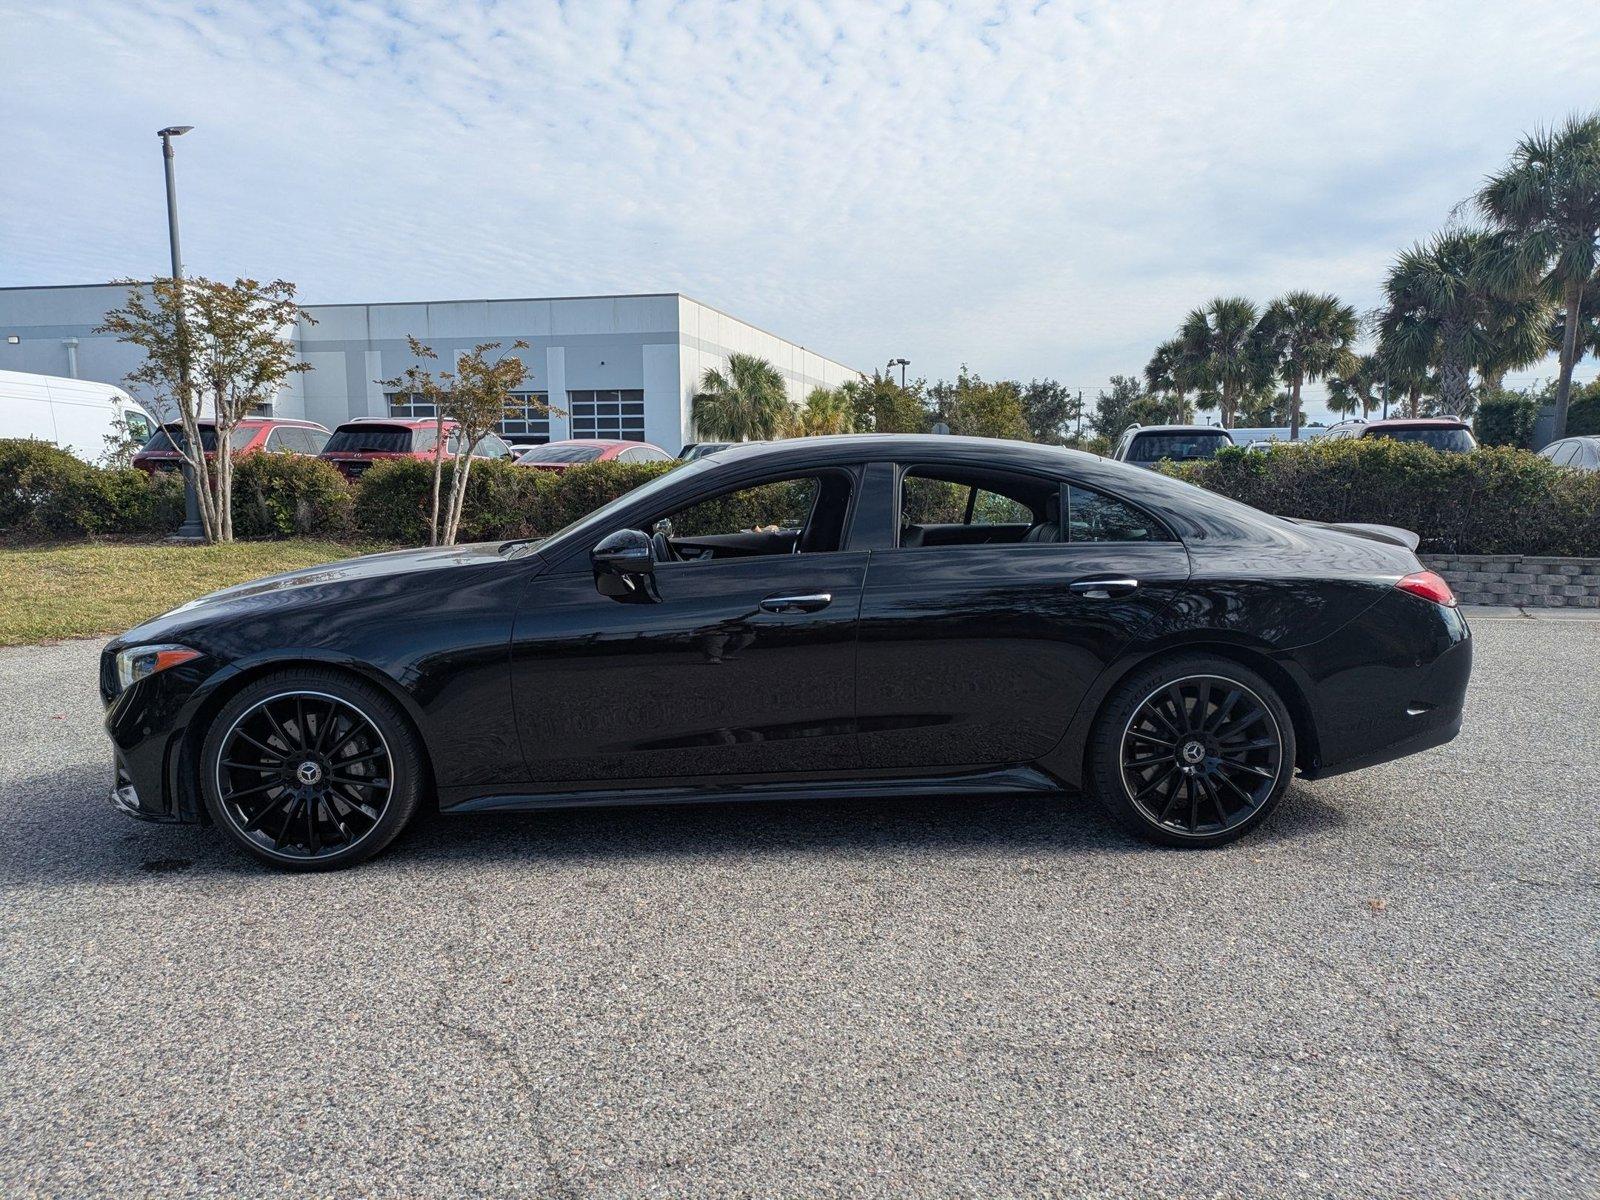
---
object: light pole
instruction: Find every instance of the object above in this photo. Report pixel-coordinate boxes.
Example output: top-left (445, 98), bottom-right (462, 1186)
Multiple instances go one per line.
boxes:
top-left (159, 125), bottom-right (205, 539)
top-left (888, 357), bottom-right (909, 389)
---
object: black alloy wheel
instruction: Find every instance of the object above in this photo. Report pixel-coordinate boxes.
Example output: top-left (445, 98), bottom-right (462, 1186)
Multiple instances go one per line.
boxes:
top-left (200, 670), bottom-right (423, 869)
top-left (1090, 656), bottom-right (1294, 847)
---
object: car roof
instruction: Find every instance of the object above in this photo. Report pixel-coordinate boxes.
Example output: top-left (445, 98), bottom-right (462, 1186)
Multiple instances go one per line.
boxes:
top-left (1125, 425), bottom-right (1233, 436)
top-left (541, 438), bottom-right (634, 448)
top-left (1362, 417), bottom-right (1469, 428)
top-left (335, 417), bottom-right (451, 429)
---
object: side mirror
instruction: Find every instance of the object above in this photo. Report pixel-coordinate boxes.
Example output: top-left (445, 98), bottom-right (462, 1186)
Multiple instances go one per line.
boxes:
top-left (591, 528), bottom-right (655, 576)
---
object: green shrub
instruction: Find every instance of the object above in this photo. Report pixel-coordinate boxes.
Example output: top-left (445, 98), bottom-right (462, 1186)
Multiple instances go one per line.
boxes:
top-left (352, 458), bottom-right (436, 544)
top-left (1165, 439), bottom-right (1600, 556)
top-left (231, 452), bottom-right (353, 539)
top-left (1474, 392), bottom-right (1539, 448)
top-left (353, 456), bottom-right (573, 544)
top-left (0, 438), bottom-right (183, 539)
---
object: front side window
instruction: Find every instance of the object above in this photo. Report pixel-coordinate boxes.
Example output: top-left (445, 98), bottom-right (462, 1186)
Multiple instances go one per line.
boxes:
top-left (568, 389), bottom-right (646, 441)
top-left (647, 471), bottom-right (854, 560)
top-left (1066, 484), bottom-right (1168, 543)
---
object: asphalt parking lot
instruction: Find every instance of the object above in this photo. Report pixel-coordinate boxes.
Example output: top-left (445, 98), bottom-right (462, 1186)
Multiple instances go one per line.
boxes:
top-left (2, 615), bottom-right (1596, 1199)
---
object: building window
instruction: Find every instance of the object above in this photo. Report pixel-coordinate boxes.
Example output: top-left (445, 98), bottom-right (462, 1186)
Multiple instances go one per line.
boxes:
top-left (387, 392), bottom-right (435, 420)
top-left (500, 391), bottom-right (551, 443)
top-left (568, 389), bottom-right (646, 441)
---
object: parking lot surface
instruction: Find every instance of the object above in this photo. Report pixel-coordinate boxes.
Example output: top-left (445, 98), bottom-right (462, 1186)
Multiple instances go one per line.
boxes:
top-left (2, 616), bottom-right (1596, 1199)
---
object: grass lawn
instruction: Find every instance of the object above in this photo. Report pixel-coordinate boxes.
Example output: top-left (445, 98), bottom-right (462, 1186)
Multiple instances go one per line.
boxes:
top-left (0, 539), bottom-right (391, 647)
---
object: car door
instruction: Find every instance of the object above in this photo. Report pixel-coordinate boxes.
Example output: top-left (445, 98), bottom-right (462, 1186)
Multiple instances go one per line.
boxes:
top-left (855, 466), bottom-right (1192, 772)
top-left (509, 467), bottom-right (866, 785)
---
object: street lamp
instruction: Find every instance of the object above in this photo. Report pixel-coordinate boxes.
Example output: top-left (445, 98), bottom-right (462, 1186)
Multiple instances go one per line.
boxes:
top-left (888, 357), bottom-right (909, 389)
top-left (158, 124), bottom-right (205, 539)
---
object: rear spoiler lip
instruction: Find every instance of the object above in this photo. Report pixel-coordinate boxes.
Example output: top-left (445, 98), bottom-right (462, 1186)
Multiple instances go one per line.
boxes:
top-left (1289, 518), bottom-right (1421, 552)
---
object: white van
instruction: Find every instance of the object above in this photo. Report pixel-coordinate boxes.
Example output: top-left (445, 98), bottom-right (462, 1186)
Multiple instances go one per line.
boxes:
top-left (0, 369), bottom-right (154, 464)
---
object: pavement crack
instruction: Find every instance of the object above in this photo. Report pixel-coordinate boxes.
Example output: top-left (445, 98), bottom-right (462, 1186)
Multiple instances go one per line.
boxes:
top-left (430, 889), bottom-right (581, 1200)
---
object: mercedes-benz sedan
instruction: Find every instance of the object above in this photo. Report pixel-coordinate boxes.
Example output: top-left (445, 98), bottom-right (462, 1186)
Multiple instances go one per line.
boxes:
top-left (102, 435), bottom-right (1471, 869)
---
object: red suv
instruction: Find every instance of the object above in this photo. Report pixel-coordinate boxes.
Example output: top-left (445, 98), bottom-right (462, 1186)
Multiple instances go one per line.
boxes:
top-left (133, 418), bottom-right (331, 473)
top-left (319, 418), bottom-right (515, 481)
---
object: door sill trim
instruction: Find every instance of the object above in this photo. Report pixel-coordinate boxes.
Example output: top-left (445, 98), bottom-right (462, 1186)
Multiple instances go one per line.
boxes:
top-left (444, 765), bottom-right (1065, 815)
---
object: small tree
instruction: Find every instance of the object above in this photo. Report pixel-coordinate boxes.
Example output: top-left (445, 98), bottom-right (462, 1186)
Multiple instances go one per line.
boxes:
top-left (382, 338), bottom-right (536, 546)
top-left (1257, 291), bottom-right (1358, 438)
top-left (943, 367), bottom-right (1029, 440)
top-left (847, 372), bottom-right (927, 433)
top-left (790, 386), bottom-right (854, 436)
top-left (98, 277), bottom-right (313, 542)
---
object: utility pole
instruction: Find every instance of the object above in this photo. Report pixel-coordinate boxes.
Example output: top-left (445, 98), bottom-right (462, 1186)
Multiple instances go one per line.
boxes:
top-left (888, 357), bottom-right (909, 389)
top-left (159, 125), bottom-right (205, 540)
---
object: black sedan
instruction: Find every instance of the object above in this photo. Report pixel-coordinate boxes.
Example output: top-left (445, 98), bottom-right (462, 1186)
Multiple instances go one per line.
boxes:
top-left (101, 435), bottom-right (1471, 869)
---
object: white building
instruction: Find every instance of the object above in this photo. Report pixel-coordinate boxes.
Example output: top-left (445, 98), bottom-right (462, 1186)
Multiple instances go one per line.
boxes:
top-left (0, 285), bottom-right (862, 452)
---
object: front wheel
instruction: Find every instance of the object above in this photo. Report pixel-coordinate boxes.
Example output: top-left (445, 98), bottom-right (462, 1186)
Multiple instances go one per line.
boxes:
top-left (1087, 655), bottom-right (1295, 847)
top-left (199, 669), bottom-right (425, 870)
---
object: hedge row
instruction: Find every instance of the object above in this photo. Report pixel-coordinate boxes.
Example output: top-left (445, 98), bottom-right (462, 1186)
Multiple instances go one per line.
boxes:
top-left (1164, 440), bottom-right (1600, 557)
top-left (7, 436), bottom-right (1600, 557)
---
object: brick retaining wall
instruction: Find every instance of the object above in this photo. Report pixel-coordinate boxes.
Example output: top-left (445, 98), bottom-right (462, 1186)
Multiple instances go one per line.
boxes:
top-left (1422, 554), bottom-right (1600, 608)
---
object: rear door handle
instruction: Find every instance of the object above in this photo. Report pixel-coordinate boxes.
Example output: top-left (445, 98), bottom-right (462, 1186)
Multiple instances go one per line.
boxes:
top-left (1069, 578), bottom-right (1139, 598)
top-left (760, 592), bottom-right (832, 614)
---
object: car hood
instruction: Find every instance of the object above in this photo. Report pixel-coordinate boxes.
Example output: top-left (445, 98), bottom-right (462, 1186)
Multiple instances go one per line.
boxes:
top-left (109, 541), bottom-right (538, 649)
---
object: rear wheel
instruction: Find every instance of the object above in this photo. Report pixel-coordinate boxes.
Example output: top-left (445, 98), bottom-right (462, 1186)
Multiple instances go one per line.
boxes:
top-left (199, 669), bottom-right (424, 870)
top-left (1088, 655), bottom-right (1295, 847)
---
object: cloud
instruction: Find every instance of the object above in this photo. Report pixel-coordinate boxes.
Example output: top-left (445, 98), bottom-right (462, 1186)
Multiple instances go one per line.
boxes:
top-left (2, 0), bottom-right (1596, 418)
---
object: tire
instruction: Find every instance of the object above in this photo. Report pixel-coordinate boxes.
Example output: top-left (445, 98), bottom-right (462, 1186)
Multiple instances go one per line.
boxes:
top-left (199, 668), bottom-right (425, 870)
top-left (1087, 654), bottom-right (1296, 848)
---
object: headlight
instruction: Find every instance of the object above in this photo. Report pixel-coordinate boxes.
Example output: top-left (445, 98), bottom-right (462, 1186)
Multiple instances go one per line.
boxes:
top-left (115, 644), bottom-right (202, 691)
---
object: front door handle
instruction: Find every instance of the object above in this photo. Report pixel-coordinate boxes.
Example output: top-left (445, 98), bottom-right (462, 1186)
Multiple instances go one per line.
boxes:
top-left (760, 592), bottom-right (832, 614)
top-left (1069, 578), bottom-right (1139, 598)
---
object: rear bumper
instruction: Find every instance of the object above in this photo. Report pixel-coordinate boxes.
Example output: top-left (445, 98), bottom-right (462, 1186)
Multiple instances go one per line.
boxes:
top-left (1295, 594), bottom-right (1472, 779)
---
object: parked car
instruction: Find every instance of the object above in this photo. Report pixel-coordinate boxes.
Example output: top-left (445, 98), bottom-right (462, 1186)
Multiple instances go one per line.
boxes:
top-left (1538, 436), bottom-right (1600, 471)
top-left (679, 442), bottom-right (736, 461)
top-left (1112, 424), bottom-right (1236, 467)
top-left (134, 417), bottom-right (331, 473)
top-left (319, 418), bottom-right (514, 480)
top-left (1323, 417), bottom-right (1478, 452)
top-left (514, 439), bottom-right (672, 470)
top-left (102, 434), bottom-right (1470, 870)
top-left (0, 368), bottom-right (153, 464)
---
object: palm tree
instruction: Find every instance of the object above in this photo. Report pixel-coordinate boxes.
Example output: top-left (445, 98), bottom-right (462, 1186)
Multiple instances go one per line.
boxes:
top-left (1378, 229), bottom-right (1510, 416)
top-left (1257, 291), bottom-right (1358, 438)
top-left (1373, 326), bottom-right (1433, 418)
top-left (1475, 288), bottom-right (1553, 391)
top-left (1478, 111), bottom-right (1600, 438)
top-left (790, 386), bottom-right (854, 436)
top-left (1176, 297), bottom-right (1270, 428)
top-left (691, 353), bottom-right (792, 442)
top-left (1143, 339), bottom-right (1198, 422)
top-left (1326, 352), bottom-right (1381, 418)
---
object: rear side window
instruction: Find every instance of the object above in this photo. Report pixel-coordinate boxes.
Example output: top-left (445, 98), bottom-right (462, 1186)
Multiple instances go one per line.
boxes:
top-left (1127, 432), bottom-right (1232, 463)
top-left (1066, 484), bottom-right (1168, 543)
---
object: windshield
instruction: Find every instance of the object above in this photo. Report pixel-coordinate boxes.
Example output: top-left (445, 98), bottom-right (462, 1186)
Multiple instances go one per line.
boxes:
top-left (1370, 427), bottom-right (1476, 452)
top-left (517, 444), bottom-right (605, 464)
top-left (142, 424), bottom-right (253, 453)
top-left (324, 427), bottom-right (417, 454)
top-left (1128, 432), bottom-right (1233, 463)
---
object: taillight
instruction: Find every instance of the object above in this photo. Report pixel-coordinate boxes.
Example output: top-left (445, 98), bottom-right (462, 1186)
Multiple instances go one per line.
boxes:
top-left (1395, 570), bottom-right (1456, 607)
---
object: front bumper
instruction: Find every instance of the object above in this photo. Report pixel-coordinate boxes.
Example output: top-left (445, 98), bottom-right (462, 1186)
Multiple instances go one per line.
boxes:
top-left (101, 649), bottom-right (216, 824)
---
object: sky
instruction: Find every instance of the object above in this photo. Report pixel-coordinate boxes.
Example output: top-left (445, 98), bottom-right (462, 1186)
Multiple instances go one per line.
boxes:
top-left (3, 0), bottom-right (1598, 422)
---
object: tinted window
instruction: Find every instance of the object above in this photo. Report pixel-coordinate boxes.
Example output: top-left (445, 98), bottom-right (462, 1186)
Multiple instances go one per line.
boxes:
top-left (1127, 432), bottom-right (1232, 463)
top-left (145, 424), bottom-right (220, 453)
top-left (323, 426), bottom-right (416, 454)
top-left (668, 477), bottom-right (819, 538)
top-left (1367, 426), bottom-right (1476, 452)
top-left (517, 444), bottom-right (605, 464)
top-left (1066, 484), bottom-right (1167, 543)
